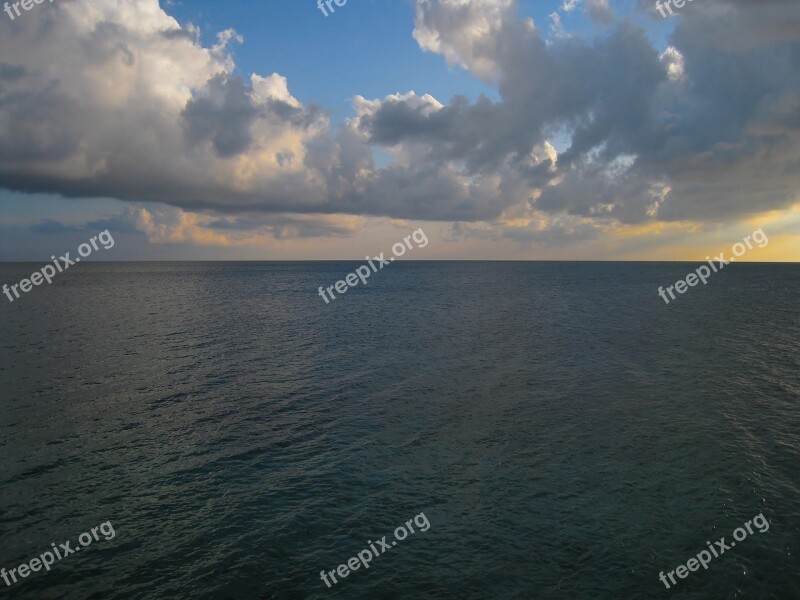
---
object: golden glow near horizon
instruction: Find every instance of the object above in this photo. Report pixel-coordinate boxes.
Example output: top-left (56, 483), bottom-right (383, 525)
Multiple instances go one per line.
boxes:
top-left (90, 204), bottom-right (798, 262)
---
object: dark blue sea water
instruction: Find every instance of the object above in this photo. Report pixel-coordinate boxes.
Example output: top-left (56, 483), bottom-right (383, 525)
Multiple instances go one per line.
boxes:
top-left (0, 262), bottom-right (798, 599)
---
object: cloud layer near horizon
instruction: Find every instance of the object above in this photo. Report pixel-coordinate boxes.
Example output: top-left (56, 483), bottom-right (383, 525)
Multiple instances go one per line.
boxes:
top-left (1, 0), bottom-right (799, 245)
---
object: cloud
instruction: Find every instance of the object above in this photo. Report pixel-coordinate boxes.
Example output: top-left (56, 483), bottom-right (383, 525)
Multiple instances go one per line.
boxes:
top-left (0, 0), bottom-right (329, 214)
top-left (29, 219), bottom-right (84, 234)
top-left (181, 73), bottom-right (260, 158)
top-left (1, 0), bottom-right (799, 240)
top-left (206, 213), bottom-right (366, 240)
top-left (558, 0), bottom-right (613, 24)
top-left (380, 0), bottom-right (800, 224)
top-left (585, 0), bottom-right (614, 25)
top-left (412, 0), bottom-right (519, 82)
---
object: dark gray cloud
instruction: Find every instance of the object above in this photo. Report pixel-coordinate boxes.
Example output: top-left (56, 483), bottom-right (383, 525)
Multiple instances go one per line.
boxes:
top-left (0, 63), bottom-right (83, 162)
top-left (29, 219), bottom-right (84, 234)
top-left (206, 213), bottom-right (362, 239)
top-left (29, 214), bottom-right (141, 235)
top-left (392, 0), bottom-right (800, 224)
top-left (182, 74), bottom-right (260, 158)
top-left (585, 0), bottom-right (614, 25)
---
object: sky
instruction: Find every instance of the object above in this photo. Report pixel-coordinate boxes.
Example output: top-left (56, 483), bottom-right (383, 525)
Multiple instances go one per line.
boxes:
top-left (0, 0), bottom-right (798, 261)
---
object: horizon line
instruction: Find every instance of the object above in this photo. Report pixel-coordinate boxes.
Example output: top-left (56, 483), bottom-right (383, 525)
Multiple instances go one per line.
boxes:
top-left (1, 259), bottom-right (798, 264)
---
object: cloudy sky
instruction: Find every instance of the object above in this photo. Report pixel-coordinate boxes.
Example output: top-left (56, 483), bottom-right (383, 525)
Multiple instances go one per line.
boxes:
top-left (0, 0), bottom-right (798, 260)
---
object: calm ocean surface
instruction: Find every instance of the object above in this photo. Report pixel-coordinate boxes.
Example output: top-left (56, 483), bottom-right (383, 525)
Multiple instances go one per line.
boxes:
top-left (0, 262), bottom-right (798, 599)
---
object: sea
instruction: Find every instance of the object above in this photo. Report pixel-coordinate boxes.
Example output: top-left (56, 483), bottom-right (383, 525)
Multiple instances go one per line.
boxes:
top-left (0, 261), bottom-right (798, 599)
